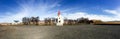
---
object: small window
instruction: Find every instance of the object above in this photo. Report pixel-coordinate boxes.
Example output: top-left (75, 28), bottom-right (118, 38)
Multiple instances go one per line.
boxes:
top-left (59, 21), bottom-right (61, 23)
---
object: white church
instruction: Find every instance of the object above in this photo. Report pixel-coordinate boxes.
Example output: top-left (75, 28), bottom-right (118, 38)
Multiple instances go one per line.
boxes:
top-left (56, 10), bottom-right (64, 26)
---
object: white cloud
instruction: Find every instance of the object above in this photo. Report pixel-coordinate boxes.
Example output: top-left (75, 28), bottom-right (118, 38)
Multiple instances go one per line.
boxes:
top-left (63, 12), bottom-right (120, 21)
top-left (0, 0), bottom-right (120, 23)
top-left (104, 9), bottom-right (120, 16)
top-left (0, 0), bottom-right (61, 23)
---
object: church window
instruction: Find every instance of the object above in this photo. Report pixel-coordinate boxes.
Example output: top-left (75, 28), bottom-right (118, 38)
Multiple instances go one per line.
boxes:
top-left (59, 21), bottom-right (61, 23)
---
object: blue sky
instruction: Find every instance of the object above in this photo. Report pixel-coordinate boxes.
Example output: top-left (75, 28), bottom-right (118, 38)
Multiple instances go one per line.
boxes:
top-left (0, 0), bottom-right (120, 23)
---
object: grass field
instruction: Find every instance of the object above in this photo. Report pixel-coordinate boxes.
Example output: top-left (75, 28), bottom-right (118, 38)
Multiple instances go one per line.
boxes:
top-left (0, 25), bottom-right (120, 39)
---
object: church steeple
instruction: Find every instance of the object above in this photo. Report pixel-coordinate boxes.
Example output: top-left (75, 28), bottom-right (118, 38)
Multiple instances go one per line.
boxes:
top-left (58, 10), bottom-right (60, 16)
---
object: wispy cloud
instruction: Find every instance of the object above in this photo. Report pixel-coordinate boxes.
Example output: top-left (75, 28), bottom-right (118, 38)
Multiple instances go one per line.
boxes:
top-left (0, 0), bottom-right (120, 23)
top-left (0, 0), bottom-right (62, 23)
top-left (104, 9), bottom-right (120, 16)
top-left (63, 9), bottom-right (120, 21)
